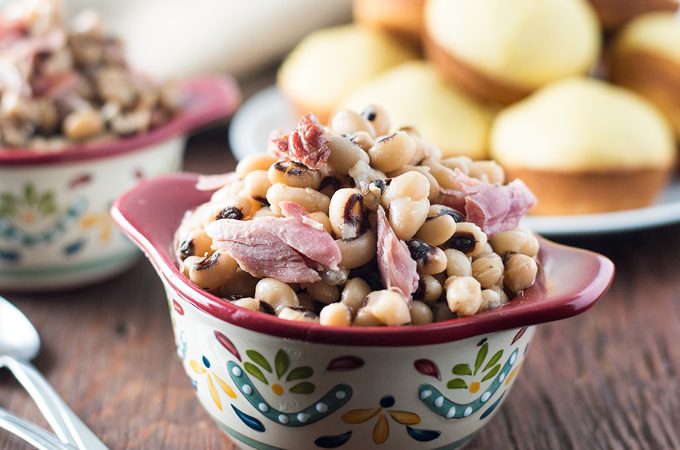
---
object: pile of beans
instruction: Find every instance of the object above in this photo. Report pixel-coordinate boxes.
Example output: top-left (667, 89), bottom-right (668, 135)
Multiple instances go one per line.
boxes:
top-left (177, 105), bottom-right (539, 327)
top-left (0, 0), bottom-right (181, 149)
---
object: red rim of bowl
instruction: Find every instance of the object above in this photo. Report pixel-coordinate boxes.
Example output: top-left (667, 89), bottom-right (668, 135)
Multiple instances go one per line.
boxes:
top-left (0, 76), bottom-right (241, 166)
top-left (111, 173), bottom-right (615, 347)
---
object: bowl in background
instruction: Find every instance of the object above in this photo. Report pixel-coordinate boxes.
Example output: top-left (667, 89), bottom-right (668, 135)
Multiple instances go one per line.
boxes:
top-left (112, 173), bottom-right (614, 450)
top-left (0, 77), bottom-right (240, 291)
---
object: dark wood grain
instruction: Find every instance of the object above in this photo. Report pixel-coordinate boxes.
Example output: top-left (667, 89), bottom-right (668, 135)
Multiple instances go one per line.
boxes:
top-left (3, 68), bottom-right (680, 449)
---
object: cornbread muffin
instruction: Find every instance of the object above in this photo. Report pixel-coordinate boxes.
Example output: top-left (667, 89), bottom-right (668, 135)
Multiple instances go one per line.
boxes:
top-left (277, 24), bottom-right (417, 124)
top-left (423, 0), bottom-right (601, 105)
top-left (353, 0), bottom-right (426, 46)
top-left (587, 0), bottom-right (679, 30)
top-left (490, 77), bottom-right (676, 215)
top-left (608, 12), bottom-right (680, 139)
top-left (337, 61), bottom-right (492, 159)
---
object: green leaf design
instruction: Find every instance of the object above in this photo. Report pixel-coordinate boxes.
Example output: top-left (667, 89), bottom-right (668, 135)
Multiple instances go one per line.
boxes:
top-left (484, 350), bottom-right (503, 372)
top-left (474, 343), bottom-right (488, 375)
top-left (286, 366), bottom-right (313, 382)
top-left (23, 184), bottom-right (36, 206)
top-left (246, 350), bottom-right (272, 373)
top-left (37, 192), bottom-right (56, 216)
top-left (244, 362), bottom-right (268, 384)
top-left (452, 364), bottom-right (472, 376)
top-left (0, 193), bottom-right (17, 217)
top-left (289, 382), bottom-right (315, 394)
top-left (447, 378), bottom-right (468, 389)
top-left (275, 349), bottom-right (289, 380)
top-left (481, 364), bottom-right (501, 382)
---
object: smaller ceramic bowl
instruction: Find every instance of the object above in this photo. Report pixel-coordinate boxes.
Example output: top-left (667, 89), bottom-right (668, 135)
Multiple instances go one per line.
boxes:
top-left (112, 174), bottom-right (614, 450)
top-left (0, 77), bottom-right (240, 291)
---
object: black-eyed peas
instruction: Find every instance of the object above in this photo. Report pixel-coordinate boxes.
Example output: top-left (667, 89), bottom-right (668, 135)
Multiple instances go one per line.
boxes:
top-left (255, 278), bottom-right (300, 314)
top-left (368, 131), bottom-right (416, 173)
top-left (319, 303), bottom-right (354, 326)
top-left (504, 254), bottom-right (538, 293)
top-left (266, 183), bottom-right (331, 214)
top-left (445, 276), bottom-right (483, 316)
top-left (362, 105), bottom-right (390, 136)
top-left (187, 250), bottom-right (239, 292)
top-left (178, 104), bottom-right (540, 326)
top-left (327, 135), bottom-right (371, 175)
top-left (329, 188), bottom-right (364, 239)
top-left (268, 160), bottom-right (322, 189)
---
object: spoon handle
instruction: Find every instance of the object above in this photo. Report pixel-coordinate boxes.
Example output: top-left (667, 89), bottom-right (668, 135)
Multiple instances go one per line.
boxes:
top-left (0, 407), bottom-right (79, 450)
top-left (0, 355), bottom-right (109, 450)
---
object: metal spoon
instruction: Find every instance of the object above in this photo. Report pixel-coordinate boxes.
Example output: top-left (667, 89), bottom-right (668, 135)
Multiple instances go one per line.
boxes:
top-left (0, 296), bottom-right (109, 450)
top-left (0, 407), bottom-right (78, 450)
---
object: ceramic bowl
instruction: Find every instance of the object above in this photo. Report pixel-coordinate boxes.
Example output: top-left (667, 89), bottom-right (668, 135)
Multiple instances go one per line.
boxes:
top-left (0, 77), bottom-right (240, 291)
top-left (112, 173), bottom-right (614, 450)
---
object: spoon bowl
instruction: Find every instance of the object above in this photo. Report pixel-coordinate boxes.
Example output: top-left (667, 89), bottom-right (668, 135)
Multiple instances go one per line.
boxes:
top-left (0, 297), bottom-right (40, 360)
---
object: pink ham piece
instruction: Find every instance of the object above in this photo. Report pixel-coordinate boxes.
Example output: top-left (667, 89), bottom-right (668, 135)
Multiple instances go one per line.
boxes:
top-left (267, 114), bottom-right (330, 169)
top-left (206, 216), bottom-right (341, 284)
top-left (451, 169), bottom-right (537, 237)
top-left (195, 172), bottom-right (241, 191)
top-left (267, 128), bottom-right (289, 159)
top-left (376, 206), bottom-right (419, 298)
top-left (279, 201), bottom-right (325, 232)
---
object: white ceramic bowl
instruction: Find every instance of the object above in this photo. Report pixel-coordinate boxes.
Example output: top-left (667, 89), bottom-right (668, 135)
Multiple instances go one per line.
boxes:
top-left (0, 77), bottom-right (240, 291)
top-left (112, 174), bottom-right (614, 450)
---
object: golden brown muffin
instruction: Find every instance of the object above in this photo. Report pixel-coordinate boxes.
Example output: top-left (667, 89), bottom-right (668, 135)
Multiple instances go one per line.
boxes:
top-left (587, 0), bottom-right (679, 30)
top-left (353, 0), bottom-right (426, 47)
top-left (608, 12), bottom-right (680, 139)
top-left (490, 77), bottom-right (676, 215)
top-left (423, 0), bottom-right (601, 105)
top-left (277, 24), bottom-right (417, 124)
top-left (337, 61), bottom-right (492, 159)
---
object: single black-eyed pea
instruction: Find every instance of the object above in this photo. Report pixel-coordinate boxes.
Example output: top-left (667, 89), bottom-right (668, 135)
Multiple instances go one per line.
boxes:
top-left (444, 248), bottom-right (472, 277)
top-left (381, 171), bottom-right (430, 207)
top-left (445, 276), bottom-right (483, 316)
top-left (244, 170), bottom-right (272, 202)
top-left (407, 240), bottom-right (447, 275)
top-left (347, 131), bottom-right (374, 151)
top-left (211, 180), bottom-right (246, 202)
top-left (389, 198), bottom-right (429, 241)
top-left (341, 278), bottom-right (372, 312)
top-left (329, 188), bottom-right (364, 239)
top-left (206, 195), bottom-right (253, 226)
top-left (414, 274), bottom-right (443, 303)
top-left (220, 268), bottom-right (259, 297)
top-left (231, 297), bottom-right (261, 311)
top-left (266, 182), bottom-right (330, 214)
top-left (353, 307), bottom-right (382, 326)
top-left (368, 131), bottom-right (416, 173)
top-left (431, 301), bottom-right (456, 322)
top-left (421, 158), bottom-right (458, 190)
top-left (321, 267), bottom-right (350, 286)
top-left (178, 228), bottom-right (213, 260)
top-left (336, 229), bottom-right (377, 269)
top-left (255, 278), bottom-right (300, 314)
top-left (364, 289), bottom-right (411, 325)
top-left (63, 108), bottom-right (104, 140)
top-left (326, 135), bottom-right (370, 175)
top-left (471, 253), bottom-right (504, 288)
top-left (319, 303), bottom-right (354, 326)
top-left (490, 230), bottom-right (539, 257)
top-left (479, 289), bottom-right (503, 312)
top-left (410, 300), bottom-right (434, 325)
top-left (188, 250), bottom-right (239, 292)
top-left (415, 214), bottom-right (456, 247)
top-left (236, 153), bottom-right (278, 178)
top-left (388, 165), bottom-right (440, 201)
top-left (504, 254), bottom-right (538, 293)
top-left (362, 105), bottom-right (390, 136)
top-left (268, 160), bottom-right (322, 189)
top-left (306, 281), bottom-right (340, 304)
top-left (182, 255), bottom-right (203, 278)
top-left (445, 222), bottom-right (487, 257)
top-left (348, 160), bottom-right (387, 191)
top-left (279, 306), bottom-right (320, 323)
top-left (441, 156), bottom-right (473, 174)
top-left (404, 133), bottom-right (427, 165)
top-left (239, 191), bottom-right (263, 216)
top-left (309, 211), bottom-right (333, 235)
top-left (330, 109), bottom-right (376, 137)
top-left (468, 160), bottom-right (505, 184)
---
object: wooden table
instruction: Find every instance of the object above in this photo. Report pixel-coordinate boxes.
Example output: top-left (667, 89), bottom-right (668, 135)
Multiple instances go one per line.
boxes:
top-left (2, 70), bottom-right (680, 450)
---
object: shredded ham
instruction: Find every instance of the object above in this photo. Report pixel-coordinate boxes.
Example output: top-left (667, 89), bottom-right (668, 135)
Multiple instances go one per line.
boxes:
top-left (279, 201), bottom-right (324, 231)
top-left (376, 206), bottom-right (419, 298)
top-left (267, 114), bottom-right (330, 169)
top-left (195, 172), bottom-right (241, 191)
top-left (206, 216), bottom-right (341, 284)
top-left (451, 169), bottom-right (537, 237)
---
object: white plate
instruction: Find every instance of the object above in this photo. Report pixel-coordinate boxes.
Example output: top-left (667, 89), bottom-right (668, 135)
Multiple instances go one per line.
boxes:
top-left (229, 86), bottom-right (680, 236)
